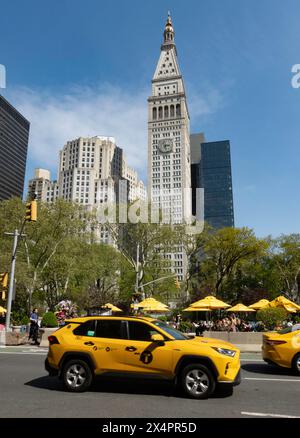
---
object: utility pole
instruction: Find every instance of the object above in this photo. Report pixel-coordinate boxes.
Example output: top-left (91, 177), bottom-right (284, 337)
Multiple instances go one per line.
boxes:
top-left (135, 243), bottom-right (140, 294)
top-left (5, 229), bottom-right (19, 331)
top-left (4, 198), bottom-right (37, 331)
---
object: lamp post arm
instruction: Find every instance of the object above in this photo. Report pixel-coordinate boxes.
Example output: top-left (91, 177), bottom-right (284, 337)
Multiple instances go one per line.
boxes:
top-left (137, 273), bottom-right (177, 290)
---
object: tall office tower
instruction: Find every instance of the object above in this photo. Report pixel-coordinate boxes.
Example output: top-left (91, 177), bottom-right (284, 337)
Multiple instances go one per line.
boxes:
top-left (148, 14), bottom-right (191, 280)
top-left (58, 135), bottom-right (126, 245)
top-left (191, 134), bottom-right (235, 229)
top-left (58, 136), bottom-right (124, 205)
top-left (27, 168), bottom-right (59, 202)
top-left (0, 95), bottom-right (30, 200)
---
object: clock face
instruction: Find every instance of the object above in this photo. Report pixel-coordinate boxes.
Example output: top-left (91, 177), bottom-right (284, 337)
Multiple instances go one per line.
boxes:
top-left (158, 138), bottom-right (173, 154)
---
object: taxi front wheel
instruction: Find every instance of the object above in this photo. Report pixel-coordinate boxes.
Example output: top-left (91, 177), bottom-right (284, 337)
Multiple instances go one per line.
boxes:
top-left (180, 364), bottom-right (216, 399)
top-left (292, 353), bottom-right (300, 375)
top-left (62, 359), bottom-right (93, 392)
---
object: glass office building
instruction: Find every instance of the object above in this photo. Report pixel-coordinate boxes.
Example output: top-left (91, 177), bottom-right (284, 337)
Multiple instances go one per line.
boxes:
top-left (0, 95), bottom-right (30, 200)
top-left (191, 136), bottom-right (234, 229)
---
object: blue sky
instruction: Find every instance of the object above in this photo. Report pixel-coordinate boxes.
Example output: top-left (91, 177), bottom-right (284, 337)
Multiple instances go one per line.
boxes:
top-left (1, 0), bottom-right (300, 237)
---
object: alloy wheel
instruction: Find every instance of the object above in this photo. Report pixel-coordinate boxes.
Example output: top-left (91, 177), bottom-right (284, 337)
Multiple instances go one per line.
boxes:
top-left (296, 356), bottom-right (300, 372)
top-left (185, 369), bottom-right (210, 396)
top-left (66, 364), bottom-right (87, 388)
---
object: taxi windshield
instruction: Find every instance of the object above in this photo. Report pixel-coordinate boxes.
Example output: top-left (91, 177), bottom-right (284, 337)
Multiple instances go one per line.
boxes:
top-left (153, 320), bottom-right (189, 340)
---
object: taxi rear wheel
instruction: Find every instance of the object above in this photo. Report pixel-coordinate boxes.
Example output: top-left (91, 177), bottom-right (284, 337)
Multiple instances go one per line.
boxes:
top-left (62, 359), bottom-right (93, 392)
top-left (180, 364), bottom-right (216, 399)
top-left (292, 353), bottom-right (300, 375)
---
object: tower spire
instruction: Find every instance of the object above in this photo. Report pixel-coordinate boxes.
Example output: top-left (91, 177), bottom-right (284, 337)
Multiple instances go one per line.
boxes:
top-left (163, 11), bottom-right (175, 46)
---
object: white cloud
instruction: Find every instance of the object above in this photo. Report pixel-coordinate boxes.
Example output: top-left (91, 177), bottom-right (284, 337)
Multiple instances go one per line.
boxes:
top-left (6, 83), bottom-right (224, 182)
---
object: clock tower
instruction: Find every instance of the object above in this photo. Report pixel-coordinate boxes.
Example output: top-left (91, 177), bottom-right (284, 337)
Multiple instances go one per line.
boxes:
top-left (147, 14), bottom-right (192, 280)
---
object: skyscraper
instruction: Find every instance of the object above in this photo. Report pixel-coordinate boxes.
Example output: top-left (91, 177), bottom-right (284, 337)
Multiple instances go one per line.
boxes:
top-left (191, 134), bottom-right (235, 229)
top-left (0, 95), bottom-right (30, 200)
top-left (148, 14), bottom-right (191, 222)
top-left (148, 14), bottom-right (191, 280)
top-left (58, 136), bottom-right (123, 205)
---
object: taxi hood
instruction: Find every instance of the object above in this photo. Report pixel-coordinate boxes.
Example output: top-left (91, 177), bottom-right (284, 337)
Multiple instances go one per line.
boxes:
top-left (175, 336), bottom-right (239, 351)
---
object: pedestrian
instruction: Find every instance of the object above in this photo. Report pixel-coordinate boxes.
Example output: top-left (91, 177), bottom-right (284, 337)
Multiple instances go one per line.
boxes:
top-left (196, 321), bottom-right (205, 336)
top-left (175, 314), bottom-right (181, 330)
top-left (28, 308), bottom-right (39, 345)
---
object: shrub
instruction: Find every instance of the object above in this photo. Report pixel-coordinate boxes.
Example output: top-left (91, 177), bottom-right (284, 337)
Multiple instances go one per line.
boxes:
top-left (41, 312), bottom-right (58, 328)
top-left (156, 315), bottom-right (168, 322)
top-left (11, 310), bottom-right (28, 325)
top-left (179, 320), bottom-right (193, 333)
top-left (20, 315), bottom-right (30, 326)
top-left (257, 307), bottom-right (288, 331)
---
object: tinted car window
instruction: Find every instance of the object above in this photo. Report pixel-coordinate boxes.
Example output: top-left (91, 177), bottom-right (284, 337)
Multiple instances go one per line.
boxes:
top-left (153, 320), bottom-right (188, 340)
top-left (73, 320), bottom-right (96, 336)
top-left (95, 320), bottom-right (124, 339)
top-left (128, 321), bottom-right (160, 341)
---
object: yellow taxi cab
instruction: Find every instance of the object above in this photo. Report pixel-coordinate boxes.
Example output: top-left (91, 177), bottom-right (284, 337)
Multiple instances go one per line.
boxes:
top-left (262, 323), bottom-right (300, 374)
top-left (45, 316), bottom-right (241, 399)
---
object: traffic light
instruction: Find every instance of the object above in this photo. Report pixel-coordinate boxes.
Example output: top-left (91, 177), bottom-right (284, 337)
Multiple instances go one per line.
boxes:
top-left (0, 272), bottom-right (8, 288)
top-left (0, 272), bottom-right (8, 300)
top-left (175, 277), bottom-right (180, 289)
top-left (25, 200), bottom-right (37, 222)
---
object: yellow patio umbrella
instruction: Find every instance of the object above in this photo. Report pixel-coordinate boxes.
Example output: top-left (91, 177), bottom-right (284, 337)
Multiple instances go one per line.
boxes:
top-left (249, 299), bottom-right (270, 310)
top-left (268, 296), bottom-right (300, 313)
top-left (141, 305), bottom-right (169, 313)
top-left (0, 306), bottom-right (7, 313)
top-left (189, 295), bottom-right (231, 310)
top-left (102, 303), bottom-right (123, 312)
top-left (136, 297), bottom-right (168, 308)
top-left (226, 303), bottom-right (255, 313)
top-left (183, 306), bottom-right (211, 312)
top-left (137, 297), bottom-right (169, 313)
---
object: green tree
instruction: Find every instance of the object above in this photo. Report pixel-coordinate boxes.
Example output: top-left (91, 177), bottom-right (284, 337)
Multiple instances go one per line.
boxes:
top-left (106, 205), bottom-right (181, 300)
top-left (269, 234), bottom-right (300, 303)
top-left (196, 227), bottom-right (268, 299)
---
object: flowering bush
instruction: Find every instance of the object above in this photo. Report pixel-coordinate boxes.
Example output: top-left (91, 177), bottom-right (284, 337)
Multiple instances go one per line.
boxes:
top-left (56, 300), bottom-right (78, 326)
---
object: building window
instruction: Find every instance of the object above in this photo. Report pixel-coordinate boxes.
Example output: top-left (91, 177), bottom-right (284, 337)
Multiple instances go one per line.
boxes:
top-left (153, 107), bottom-right (157, 120)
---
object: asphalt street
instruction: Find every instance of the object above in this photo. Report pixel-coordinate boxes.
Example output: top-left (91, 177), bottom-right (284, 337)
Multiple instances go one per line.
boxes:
top-left (0, 347), bottom-right (299, 418)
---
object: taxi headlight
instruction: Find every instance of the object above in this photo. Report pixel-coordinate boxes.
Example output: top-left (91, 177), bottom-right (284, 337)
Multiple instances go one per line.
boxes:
top-left (212, 347), bottom-right (236, 357)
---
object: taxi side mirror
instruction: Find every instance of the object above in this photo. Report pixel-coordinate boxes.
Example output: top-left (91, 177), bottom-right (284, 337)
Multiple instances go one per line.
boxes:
top-left (151, 333), bottom-right (165, 345)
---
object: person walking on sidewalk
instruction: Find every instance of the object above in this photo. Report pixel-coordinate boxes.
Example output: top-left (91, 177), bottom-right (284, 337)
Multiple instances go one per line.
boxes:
top-left (28, 308), bottom-right (39, 345)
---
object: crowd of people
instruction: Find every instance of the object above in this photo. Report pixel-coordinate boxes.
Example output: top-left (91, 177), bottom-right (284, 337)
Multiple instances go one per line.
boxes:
top-left (192, 316), bottom-right (262, 335)
top-left (171, 313), bottom-right (265, 335)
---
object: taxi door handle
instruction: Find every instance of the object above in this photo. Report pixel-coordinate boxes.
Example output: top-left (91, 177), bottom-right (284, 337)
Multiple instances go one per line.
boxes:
top-left (84, 341), bottom-right (95, 346)
top-left (125, 346), bottom-right (137, 352)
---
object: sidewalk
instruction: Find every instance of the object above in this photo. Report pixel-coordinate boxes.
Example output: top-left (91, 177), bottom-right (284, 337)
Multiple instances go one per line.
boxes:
top-left (0, 344), bottom-right (48, 354)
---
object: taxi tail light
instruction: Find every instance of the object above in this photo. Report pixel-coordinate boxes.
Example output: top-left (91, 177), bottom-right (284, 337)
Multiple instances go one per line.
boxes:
top-left (48, 336), bottom-right (59, 345)
top-left (266, 340), bottom-right (287, 346)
